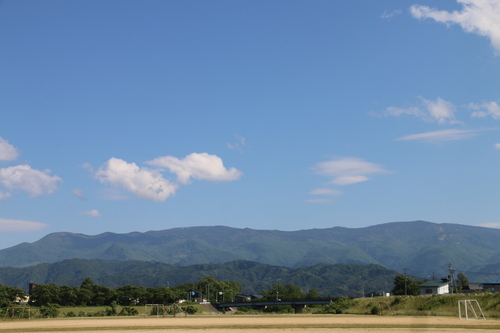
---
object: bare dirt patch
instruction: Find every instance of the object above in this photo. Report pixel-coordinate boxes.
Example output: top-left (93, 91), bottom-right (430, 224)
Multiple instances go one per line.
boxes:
top-left (2, 314), bottom-right (499, 333)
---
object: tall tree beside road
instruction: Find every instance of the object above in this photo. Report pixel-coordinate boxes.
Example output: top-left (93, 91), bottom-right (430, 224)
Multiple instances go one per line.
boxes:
top-left (392, 274), bottom-right (420, 296)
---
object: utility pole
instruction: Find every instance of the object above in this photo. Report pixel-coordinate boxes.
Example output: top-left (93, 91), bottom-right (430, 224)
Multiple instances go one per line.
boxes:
top-left (277, 278), bottom-right (281, 301)
top-left (448, 263), bottom-right (455, 294)
top-left (403, 268), bottom-right (409, 296)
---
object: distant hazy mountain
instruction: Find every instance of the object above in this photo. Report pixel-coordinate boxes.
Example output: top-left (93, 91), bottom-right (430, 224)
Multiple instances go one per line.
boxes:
top-left (1, 221), bottom-right (498, 277)
top-left (0, 258), bottom-right (399, 296)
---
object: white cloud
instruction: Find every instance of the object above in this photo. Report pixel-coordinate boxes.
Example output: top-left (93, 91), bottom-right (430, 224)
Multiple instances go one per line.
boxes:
top-left (72, 188), bottom-right (86, 200)
top-left (312, 157), bottom-right (390, 186)
top-left (495, 143), bottom-right (500, 149)
top-left (0, 165), bottom-right (62, 197)
top-left (0, 191), bottom-right (12, 200)
top-left (0, 137), bottom-right (19, 161)
top-left (309, 188), bottom-right (342, 196)
top-left (422, 97), bottom-right (459, 124)
top-left (0, 218), bottom-right (49, 232)
top-left (410, 0), bottom-right (500, 54)
top-left (79, 209), bottom-right (101, 218)
top-left (381, 9), bottom-right (402, 19)
top-left (476, 222), bottom-right (500, 228)
top-left (95, 158), bottom-right (179, 202)
top-left (146, 152), bottom-right (243, 184)
top-left (397, 128), bottom-right (480, 142)
top-left (470, 101), bottom-right (500, 119)
top-left (381, 97), bottom-right (459, 124)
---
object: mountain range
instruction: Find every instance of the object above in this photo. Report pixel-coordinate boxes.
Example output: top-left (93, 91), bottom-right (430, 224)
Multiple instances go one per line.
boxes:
top-left (1, 220), bottom-right (500, 280)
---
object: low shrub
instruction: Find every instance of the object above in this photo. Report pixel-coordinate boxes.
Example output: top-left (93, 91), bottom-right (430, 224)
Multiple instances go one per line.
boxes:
top-left (323, 297), bottom-right (356, 314)
top-left (418, 296), bottom-right (448, 311)
top-left (119, 306), bottom-right (138, 316)
top-left (64, 311), bottom-right (76, 317)
top-left (39, 303), bottom-right (60, 318)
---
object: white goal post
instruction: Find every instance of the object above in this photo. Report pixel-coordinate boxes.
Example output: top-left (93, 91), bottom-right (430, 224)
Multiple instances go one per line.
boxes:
top-left (144, 304), bottom-right (166, 317)
top-left (4, 307), bottom-right (31, 320)
top-left (458, 300), bottom-right (486, 320)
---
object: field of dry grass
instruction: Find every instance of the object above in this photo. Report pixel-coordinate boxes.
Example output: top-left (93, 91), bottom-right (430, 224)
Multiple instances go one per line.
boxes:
top-left (2, 314), bottom-right (500, 333)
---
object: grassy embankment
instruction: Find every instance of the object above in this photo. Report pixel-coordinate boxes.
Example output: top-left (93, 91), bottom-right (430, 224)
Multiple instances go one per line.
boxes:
top-left (337, 293), bottom-right (500, 318)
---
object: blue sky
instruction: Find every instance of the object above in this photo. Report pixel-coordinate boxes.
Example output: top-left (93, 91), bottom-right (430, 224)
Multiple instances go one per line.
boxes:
top-left (1, 0), bottom-right (500, 249)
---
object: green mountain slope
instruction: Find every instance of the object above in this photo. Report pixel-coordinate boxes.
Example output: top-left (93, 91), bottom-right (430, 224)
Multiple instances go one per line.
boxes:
top-left (0, 221), bottom-right (498, 276)
top-left (0, 258), bottom-right (398, 297)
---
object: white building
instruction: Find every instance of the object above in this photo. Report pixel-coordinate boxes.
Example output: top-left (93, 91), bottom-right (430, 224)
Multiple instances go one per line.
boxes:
top-left (418, 281), bottom-right (449, 295)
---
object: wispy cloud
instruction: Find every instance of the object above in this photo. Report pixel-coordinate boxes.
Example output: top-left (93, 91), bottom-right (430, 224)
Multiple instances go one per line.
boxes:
top-left (381, 97), bottom-right (459, 124)
top-left (495, 143), bottom-right (500, 150)
top-left (396, 128), bottom-right (481, 143)
top-left (381, 9), bottom-right (402, 19)
top-left (469, 101), bottom-right (500, 119)
top-left (312, 157), bottom-right (390, 186)
top-left (304, 198), bottom-right (333, 204)
top-left (99, 188), bottom-right (131, 201)
top-left (306, 188), bottom-right (342, 204)
top-left (79, 209), bottom-right (101, 218)
top-left (72, 188), bottom-right (86, 201)
top-left (0, 218), bottom-right (49, 232)
top-left (227, 135), bottom-right (247, 152)
top-left (0, 137), bottom-right (19, 161)
top-left (0, 165), bottom-right (62, 198)
top-left (410, 0), bottom-right (500, 55)
top-left (309, 188), bottom-right (342, 196)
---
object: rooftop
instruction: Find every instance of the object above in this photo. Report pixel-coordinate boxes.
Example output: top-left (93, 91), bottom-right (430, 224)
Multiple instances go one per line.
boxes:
top-left (419, 281), bottom-right (449, 288)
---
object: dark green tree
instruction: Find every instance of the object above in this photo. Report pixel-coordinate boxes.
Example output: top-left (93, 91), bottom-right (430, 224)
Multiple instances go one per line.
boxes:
top-left (456, 272), bottom-right (470, 293)
top-left (30, 284), bottom-right (61, 306)
top-left (261, 283), bottom-right (305, 301)
top-left (392, 274), bottom-right (419, 296)
top-left (0, 285), bottom-right (26, 307)
top-left (77, 278), bottom-right (115, 306)
top-left (92, 285), bottom-right (115, 306)
top-left (59, 285), bottom-right (78, 306)
top-left (195, 276), bottom-right (241, 303)
top-left (115, 285), bottom-right (145, 305)
top-left (306, 288), bottom-right (321, 299)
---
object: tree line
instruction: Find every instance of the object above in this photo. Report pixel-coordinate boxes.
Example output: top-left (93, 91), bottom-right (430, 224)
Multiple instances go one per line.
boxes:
top-left (1, 272), bottom-right (471, 309)
top-left (1, 275), bottom-right (327, 309)
top-left (0, 276), bottom-right (240, 307)
top-left (392, 272), bottom-right (470, 295)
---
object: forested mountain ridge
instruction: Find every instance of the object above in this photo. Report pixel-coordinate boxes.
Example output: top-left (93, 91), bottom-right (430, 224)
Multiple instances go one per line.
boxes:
top-left (1, 221), bottom-right (498, 277)
top-left (0, 258), bottom-right (399, 297)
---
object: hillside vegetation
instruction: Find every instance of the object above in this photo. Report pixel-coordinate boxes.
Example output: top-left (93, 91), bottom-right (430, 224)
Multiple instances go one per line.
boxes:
top-left (0, 259), bottom-right (398, 297)
top-left (1, 221), bottom-right (500, 279)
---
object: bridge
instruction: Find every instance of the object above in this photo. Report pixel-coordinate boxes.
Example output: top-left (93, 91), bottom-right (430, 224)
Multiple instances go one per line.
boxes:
top-left (213, 298), bottom-right (337, 314)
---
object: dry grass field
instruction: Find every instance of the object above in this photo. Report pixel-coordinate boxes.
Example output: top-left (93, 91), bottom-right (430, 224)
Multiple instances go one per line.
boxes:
top-left (2, 314), bottom-right (500, 333)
